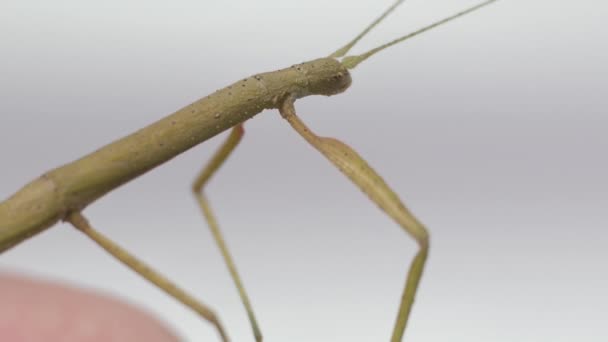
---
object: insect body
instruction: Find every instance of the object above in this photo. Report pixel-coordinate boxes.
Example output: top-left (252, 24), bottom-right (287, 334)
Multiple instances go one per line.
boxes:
top-left (0, 1), bottom-right (499, 341)
top-left (0, 58), bottom-right (351, 252)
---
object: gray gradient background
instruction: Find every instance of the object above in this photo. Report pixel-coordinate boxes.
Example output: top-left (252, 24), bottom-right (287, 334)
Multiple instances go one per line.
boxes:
top-left (1, 0), bottom-right (606, 341)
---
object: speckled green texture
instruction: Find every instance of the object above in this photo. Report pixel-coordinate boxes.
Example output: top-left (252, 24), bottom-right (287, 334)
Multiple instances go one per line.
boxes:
top-left (0, 58), bottom-right (351, 252)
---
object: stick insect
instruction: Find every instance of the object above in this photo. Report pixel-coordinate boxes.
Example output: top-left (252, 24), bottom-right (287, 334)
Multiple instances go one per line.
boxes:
top-left (0, 0), bottom-right (499, 340)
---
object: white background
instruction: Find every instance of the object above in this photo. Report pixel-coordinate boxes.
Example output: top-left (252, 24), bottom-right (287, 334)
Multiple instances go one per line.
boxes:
top-left (1, 0), bottom-right (607, 341)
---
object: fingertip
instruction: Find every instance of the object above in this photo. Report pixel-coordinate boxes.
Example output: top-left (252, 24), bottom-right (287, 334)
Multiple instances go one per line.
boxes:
top-left (0, 273), bottom-right (180, 342)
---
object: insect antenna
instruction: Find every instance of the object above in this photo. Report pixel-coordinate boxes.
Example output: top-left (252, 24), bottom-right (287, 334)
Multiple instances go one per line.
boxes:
top-left (340, 0), bottom-right (499, 69)
top-left (330, 0), bottom-right (407, 58)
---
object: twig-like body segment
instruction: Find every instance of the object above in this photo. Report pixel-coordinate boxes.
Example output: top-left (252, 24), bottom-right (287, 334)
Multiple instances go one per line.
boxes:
top-left (0, 58), bottom-right (351, 251)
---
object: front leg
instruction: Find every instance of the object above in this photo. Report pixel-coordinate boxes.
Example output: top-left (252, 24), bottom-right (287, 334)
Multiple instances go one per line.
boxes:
top-left (279, 98), bottom-right (429, 342)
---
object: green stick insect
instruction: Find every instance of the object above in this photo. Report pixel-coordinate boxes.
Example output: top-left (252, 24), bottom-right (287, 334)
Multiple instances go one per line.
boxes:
top-left (0, 0), bottom-right (499, 341)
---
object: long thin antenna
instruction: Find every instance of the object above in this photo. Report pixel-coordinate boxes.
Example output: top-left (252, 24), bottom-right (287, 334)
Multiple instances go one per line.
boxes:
top-left (342, 0), bottom-right (499, 69)
top-left (330, 0), bottom-right (407, 58)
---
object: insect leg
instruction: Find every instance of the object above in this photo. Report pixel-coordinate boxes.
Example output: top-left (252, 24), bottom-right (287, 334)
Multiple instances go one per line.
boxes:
top-left (191, 124), bottom-right (262, 342)
top-left (65, 211), bottom-right (230, 342)
top-left (279, 99), bottom-right (429, 342)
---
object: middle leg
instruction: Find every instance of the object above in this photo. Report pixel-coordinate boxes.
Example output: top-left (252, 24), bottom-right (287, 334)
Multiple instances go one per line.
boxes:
top-left (192, 124), bottom-right (262, 342)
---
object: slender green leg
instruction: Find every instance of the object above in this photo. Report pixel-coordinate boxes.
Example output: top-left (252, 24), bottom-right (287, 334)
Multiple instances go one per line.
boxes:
top-left (65, 211), bottom-right (230, 342)
top-left (279, 99), bottom-right (429, 342)
top-left (192, 124), bottom-right (262, 342)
